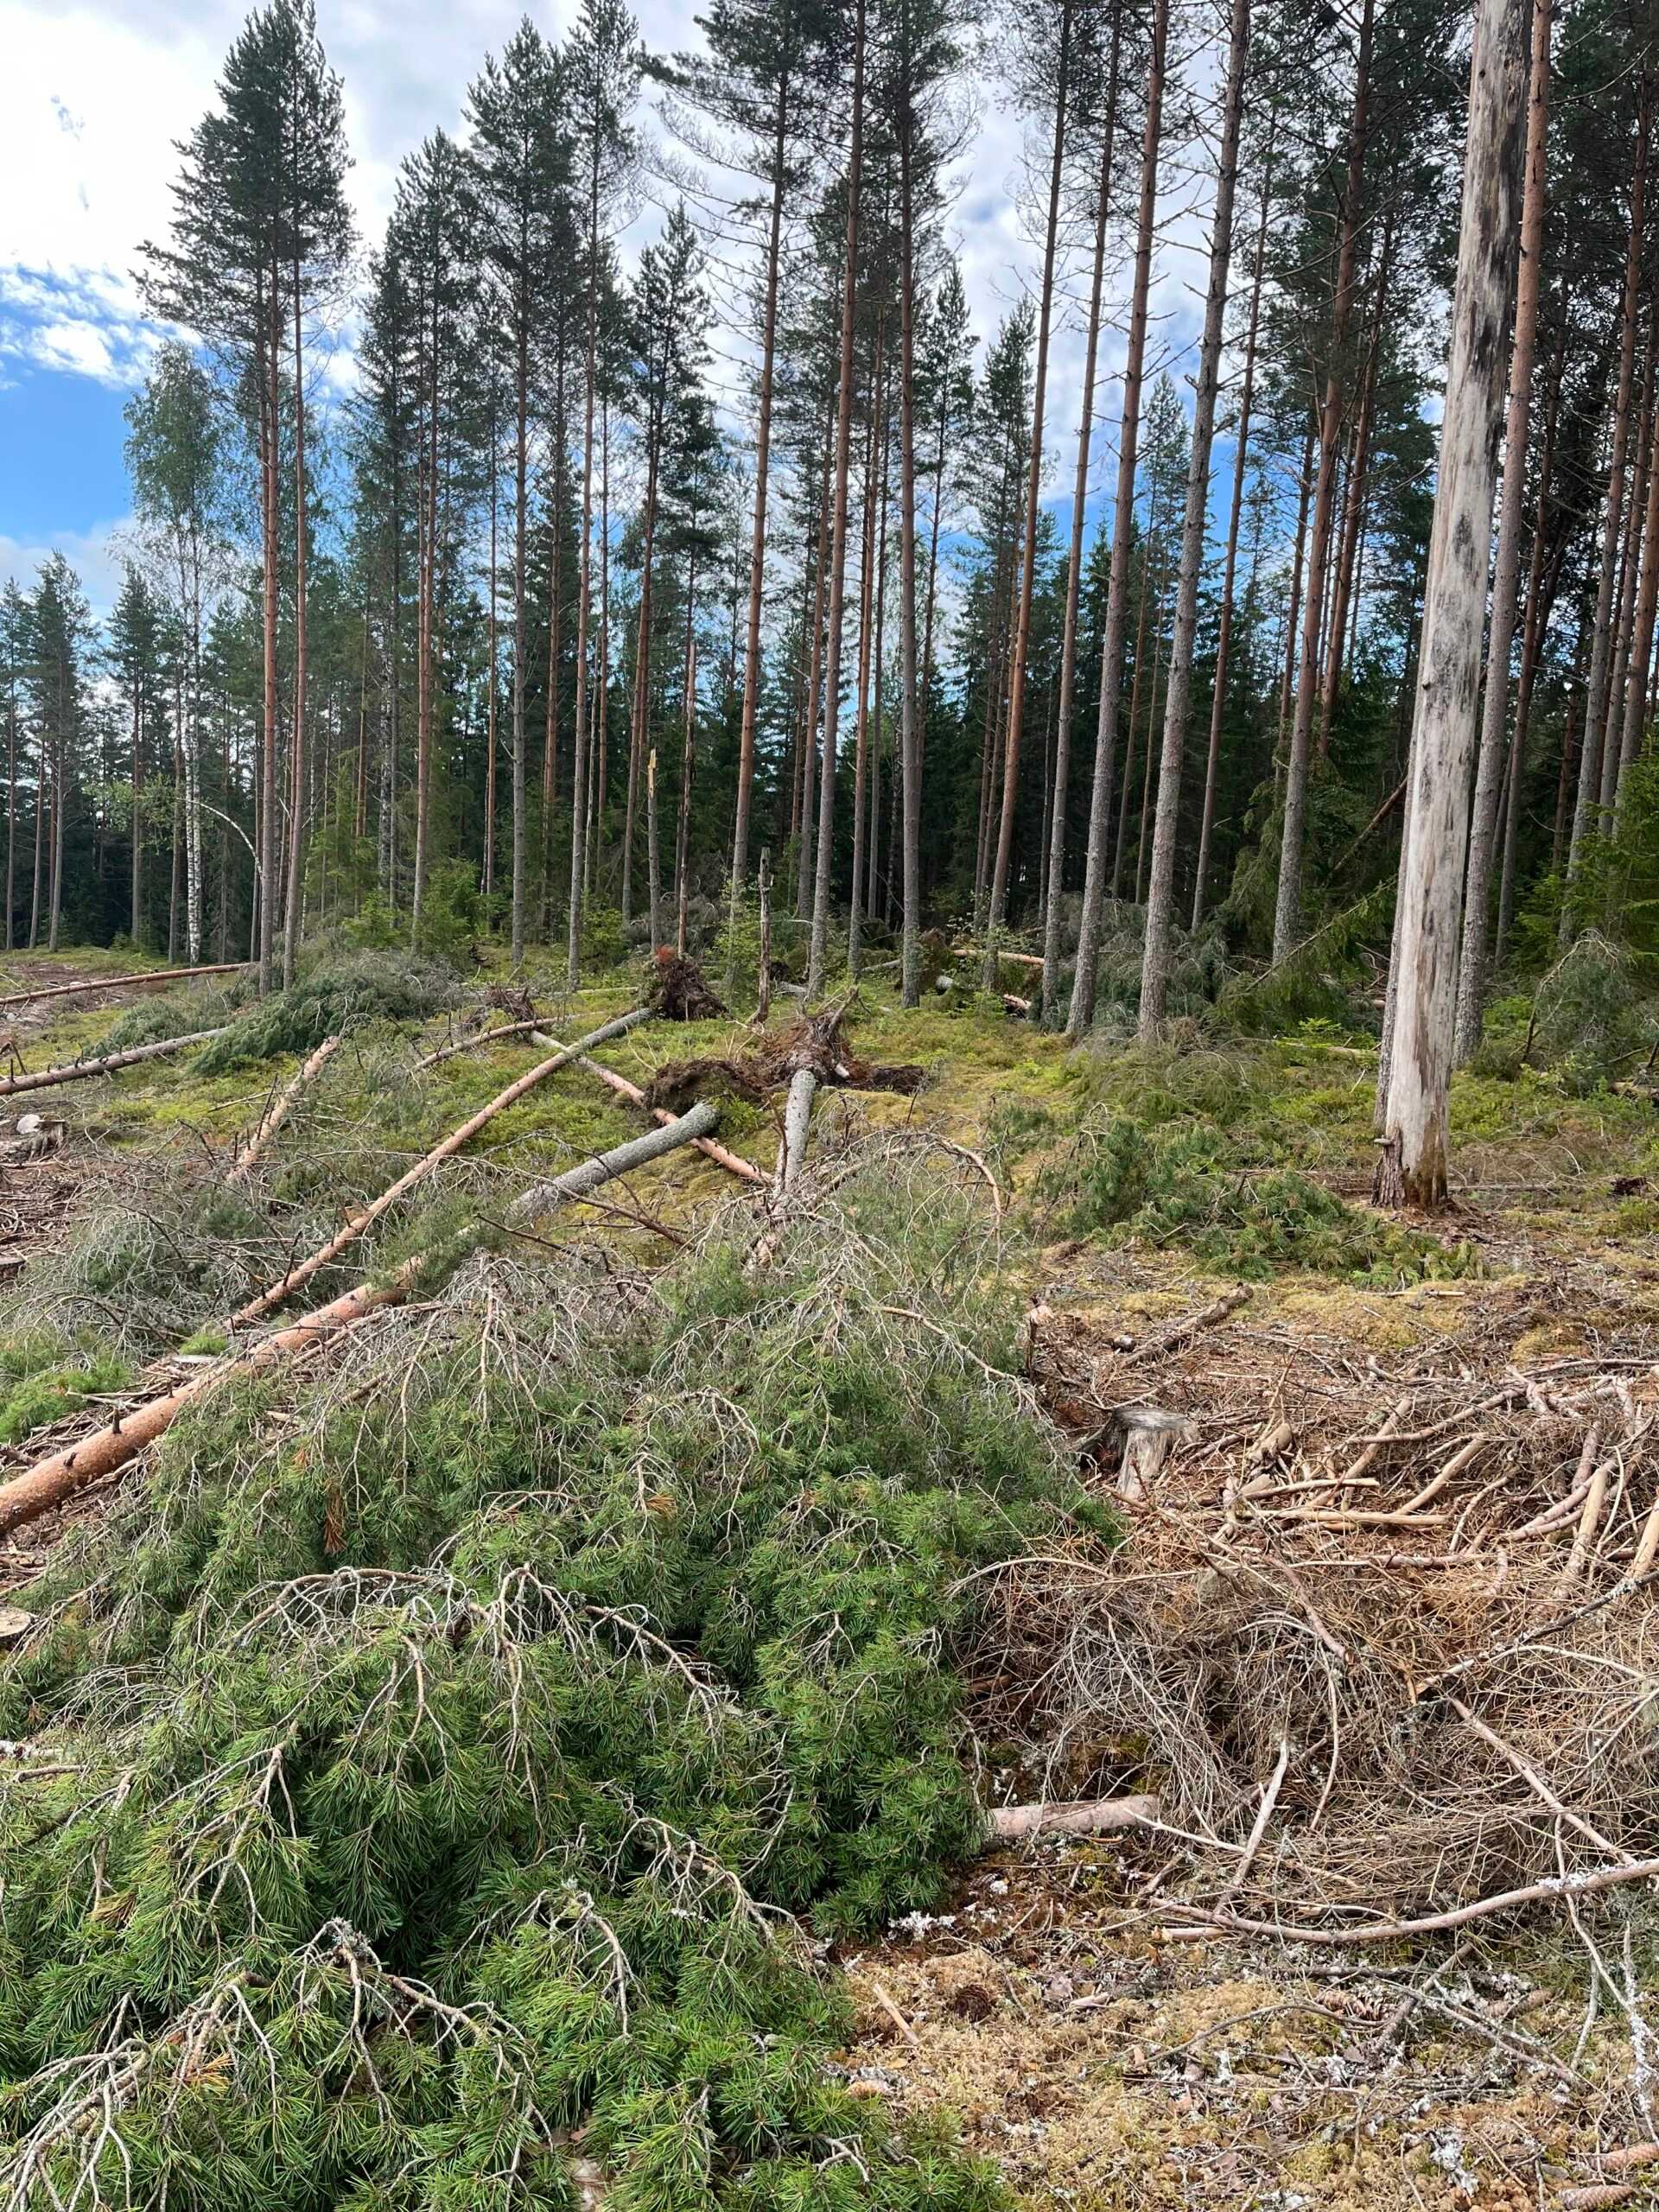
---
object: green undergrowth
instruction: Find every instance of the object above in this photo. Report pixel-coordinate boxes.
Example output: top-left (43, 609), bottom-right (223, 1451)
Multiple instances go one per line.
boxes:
top-left (1030, 1045), bottom-right (1476, 1281)
top-left (0, 1161), bottom-right (1077, 2209)
top-left (0, 1334), bottom-right (131, 1445)
top-left (92, 974), bottom-right (254, 1054)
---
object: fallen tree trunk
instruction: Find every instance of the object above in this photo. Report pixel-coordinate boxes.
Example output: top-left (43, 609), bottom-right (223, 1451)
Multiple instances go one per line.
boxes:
top-left (232, 1007), bottom-right (654, 1328)
top-left (986, 1794), bottom-right (1161, 1843)
top-left (531, 1029), bottom-right (772, 1188)
top-left (508, 1100), bottom-right (721, 1224)
top-left (0, 1027), bottom-right (230, 1096)
top-left (0, 962), bottom-right (247, 1011)
top-left (0, 1262), bottom-right (424, 1540)
top-left (0, 1058), bottom-right (720, 1544)
top-left (779, 1068), bottom-right (817, 1192)
top-left (413, 1019), bottom-right (543, 1072)
top-left (230, 1033), bottom-right (341, 1182)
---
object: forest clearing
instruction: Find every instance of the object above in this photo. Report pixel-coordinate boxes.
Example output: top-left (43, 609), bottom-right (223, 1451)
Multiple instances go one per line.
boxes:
top-left (10, 0), bottom-right (1659, 2196)
top-left (0, 931), bottom-right (1654, 2211)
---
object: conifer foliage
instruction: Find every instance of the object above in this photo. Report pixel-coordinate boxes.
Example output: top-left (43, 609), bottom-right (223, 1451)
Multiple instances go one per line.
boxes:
top-left (0, 1173), bottom-right (1069, 2209)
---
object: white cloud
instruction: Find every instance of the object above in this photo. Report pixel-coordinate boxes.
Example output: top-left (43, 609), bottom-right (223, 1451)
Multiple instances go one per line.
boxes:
top-left (0, 518), bottom-right (137, 619)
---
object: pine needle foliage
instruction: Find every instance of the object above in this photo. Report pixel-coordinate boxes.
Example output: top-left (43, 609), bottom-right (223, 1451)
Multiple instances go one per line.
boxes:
top-left (0, 1164), bottom-right (1066, 2209)
top-left (190, 951), bottom-right (462, 1073)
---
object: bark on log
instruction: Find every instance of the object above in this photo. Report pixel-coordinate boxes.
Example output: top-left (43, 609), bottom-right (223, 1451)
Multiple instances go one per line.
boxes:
top-left (0, 1261), bottom-right (423, 1540)
top-left (987, 1794), bottom-right (1161, 1843)
top-left (507, 1100), bottom-right (721, 1224)
top-left (531, 1030), bottom-right (772, 1187)
top-left (230, 1033), bottom-right (341, 1182)
top-left (232, 1008), bottom-right (654, 1327)
top-left (0, 1027), bottom-right (230, 1096)
top-left (779, 1068), bottom-right (817, 1192)
top-left (0, 962), bottom-right (247, 1010)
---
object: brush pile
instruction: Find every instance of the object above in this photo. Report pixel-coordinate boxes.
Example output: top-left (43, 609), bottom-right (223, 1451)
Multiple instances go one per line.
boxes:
top-left (988, 1296), bottom-right (1659, 1933)
top-left (0, 1158), bottom-right (1038, 2210)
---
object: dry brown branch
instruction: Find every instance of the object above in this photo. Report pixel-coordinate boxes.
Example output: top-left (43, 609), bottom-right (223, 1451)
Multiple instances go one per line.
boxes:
top-left (1157, 1855), bottom-right (1659, 1947)
top-left (1225, 1735), bottom-right (1292, 1896)
top-left (229, 1033), bottom-right (341, 1182)
top-left (987, 1793), bottom-right (1161, 1841)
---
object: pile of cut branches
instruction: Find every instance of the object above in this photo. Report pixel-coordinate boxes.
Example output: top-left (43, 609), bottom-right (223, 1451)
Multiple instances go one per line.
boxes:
top-left (986, 1296), bottom-right (1659, 1936)
top-left (0, 1156), bottom-right (1039, 2211)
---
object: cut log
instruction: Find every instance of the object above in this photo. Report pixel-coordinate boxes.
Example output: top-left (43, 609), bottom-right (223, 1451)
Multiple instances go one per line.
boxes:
top-left (0, 962), bottom-right (247, 1011)
top-left (230, 1033), bottom-right (341, 1182)
top-left (0, 1027), bottom-right (230, 1096)
top-left (531, 1029), bottom-right (772, 1188)
top-left (0, 1259), bottom-right (425, 1541)
top-left (508, 1100), bottom-right (721, 1224)
top-left (232, 1008), bottom-right (654, 1327)
top-left (986, 1793), bottom-right (1160, 1843)
top-left (778, 1068), bottom-right (817, 1193)
top-left (1114, 1406), bottom-right (1194, 1502)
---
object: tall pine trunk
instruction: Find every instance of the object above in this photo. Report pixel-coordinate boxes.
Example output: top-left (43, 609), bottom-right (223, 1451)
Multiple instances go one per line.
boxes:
top-left (283, 256), bottom-right (308, 989)
top-left (567, 119), bottom-right (602, 992)
top-left (983, 0), bottom-right (1073, 982)
top-left (1272, 0), bottom-right (1375, 960)
top-left (1040, 16), bottom-right (1122, 1019)
top-left (1193, 116), bottom-right (1274, 928)
top-left (1139, 0), bottom-right (1251, 1031)
top-left (897, 17), bottom-right (926, 1007)
top-left (729, 66), bottom-right (790, 907)
top-left (1565, 100), bottom-right (1648, 912)
top-left (1067, 0), bottom-right (1168, 1037)
top-left (805, 0), bottom-right (868, 1000)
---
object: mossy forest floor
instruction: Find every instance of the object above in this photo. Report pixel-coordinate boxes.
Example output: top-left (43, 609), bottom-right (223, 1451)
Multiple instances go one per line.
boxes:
top-left (1, 942), bottom-right (1657, 2211)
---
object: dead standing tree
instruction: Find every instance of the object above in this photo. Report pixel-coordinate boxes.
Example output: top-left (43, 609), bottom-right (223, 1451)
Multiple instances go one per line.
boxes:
top-left (1376, 0), bottom-right (1531, 1208)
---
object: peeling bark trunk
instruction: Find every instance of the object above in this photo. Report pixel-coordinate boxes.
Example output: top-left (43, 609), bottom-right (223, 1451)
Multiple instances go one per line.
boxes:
top-left (1453, 0), bottom-right (1551, 1064)
top-left (1376, 0), bottom-right (1529, 1211)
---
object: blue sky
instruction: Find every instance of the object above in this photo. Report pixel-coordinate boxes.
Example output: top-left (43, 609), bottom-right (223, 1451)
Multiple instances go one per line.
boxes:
top-left (0, 0), bottom-right (1216, 619)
